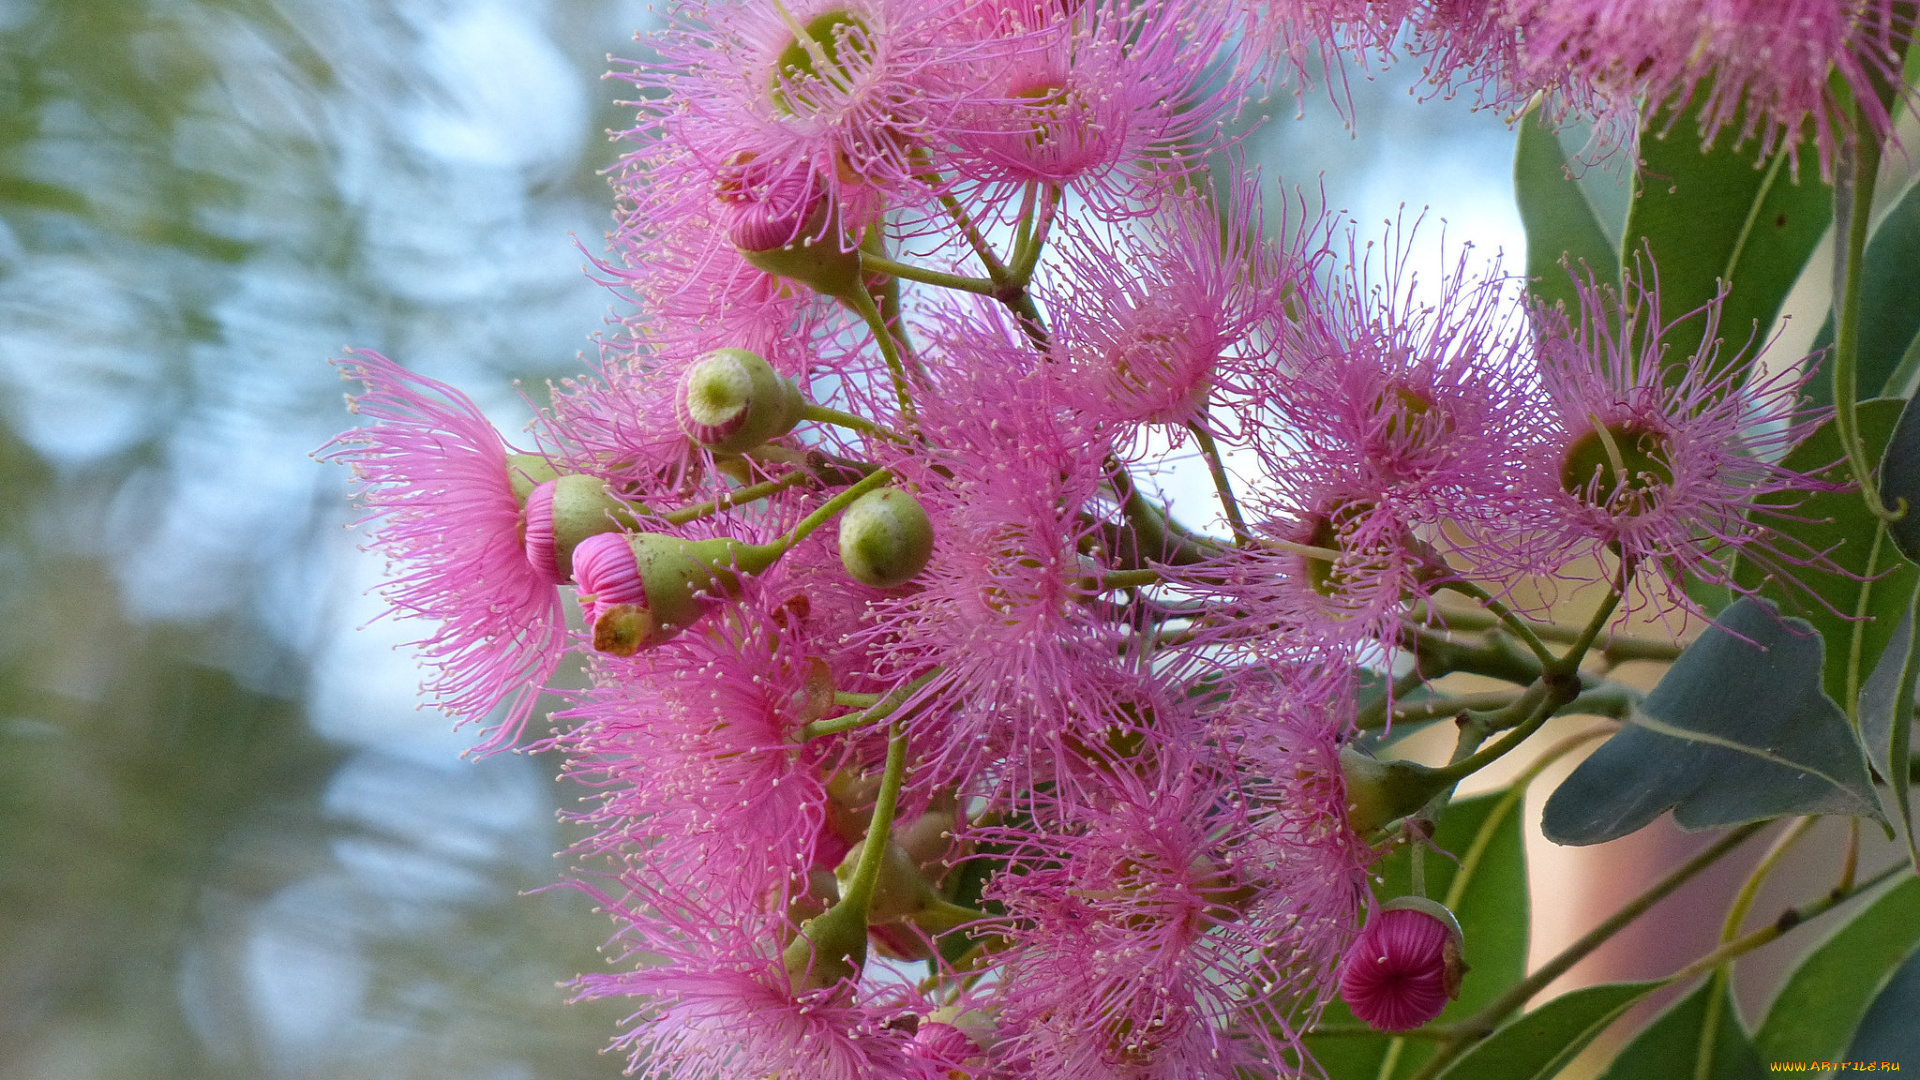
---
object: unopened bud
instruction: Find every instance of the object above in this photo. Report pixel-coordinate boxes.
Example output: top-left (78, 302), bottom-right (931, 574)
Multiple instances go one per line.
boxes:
top-left (838, 487), bottom-right (934, 588)
top-left (911, 1020), bottom-right (986, 1077)
top-left (677, 348), bottom-right (805, 453)
top-left (733, 205), bottom-right (868, 300)
top-left (1338, 897), bottom-right (1468, 1032)
top-left (571, 532), bottom-right (778, 654)
top-left (523, 475), bottom-right (644, 584)
top-left (1339, 745), bottom-right (1449, 834)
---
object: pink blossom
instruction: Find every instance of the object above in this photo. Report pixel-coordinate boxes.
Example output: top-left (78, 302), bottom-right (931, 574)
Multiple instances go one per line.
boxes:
top-left (1503, 262), bottom-right (1831, 606)
top-left (320, 350), bottom-right (566, 754)
top-left (557, 584), bottom-right (849, 914)
top-left (976, 745), bottom-right (1354, 1079)
top-left (944, 0), bottom-right (1247, 215)
top-left (850, 320), bottom-right (1175, 792)
top-left (1046, 173), bottom-right (1293, 433)
top-left (1259, 225), bottom-right (1539, 530)
top-left (1420, 0), bottom-right (1909, 176)
top-left (572, 890), bottom-right (948, 1080)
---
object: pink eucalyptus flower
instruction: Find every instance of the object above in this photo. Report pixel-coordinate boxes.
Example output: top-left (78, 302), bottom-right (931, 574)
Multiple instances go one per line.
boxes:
top-left (1259, 225), bottom-right (1539, 532)
top-left (945, 0), bottom-right (1247, 215)
top-left (570, 889), bottom-right (949, 1080)
top-left (1047, 173), bottom-right (1293, 433)
top-left (556, 586), bottom-right (850, 915)
top-left (1500, 261), bottom-right (1832, 607)
top-left (851, 319), bottom-right (1176, 793)
top-left (1421, 0), bottom-right (1909, 176)
top-left (320, 350), bottom-right (566, 754)
top-left (976, 747), bottom-right (1352, 1079)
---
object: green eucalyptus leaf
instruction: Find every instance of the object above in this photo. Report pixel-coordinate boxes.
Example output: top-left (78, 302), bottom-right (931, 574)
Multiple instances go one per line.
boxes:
top-left (1306, 789), bottom-right (1528, 1079)
top-left (1595, 979), bottom-right (1764, 1080)
top-left (1541, 598), bottom-right (1883, 846)
top-left (1515, 102), bottom-right (1618, 321)
top-left (1756, 876), bottom-right (1920, 1065)
top-left (1623, 89), bottom-right (1831, 387)
top-left (1879, 326), bottom-right (1920, 400)
top-left (1842, 944), bottom-right (1920, 1065)
top-left (1733, 398), bottom-right (1917, 714)
top-left (1430, 980), bottom-right (1665, 1080)
top-left (1810, 175), bottom-right (1920, 405)
top-left (1857, 588), bottom-right (1920, 870)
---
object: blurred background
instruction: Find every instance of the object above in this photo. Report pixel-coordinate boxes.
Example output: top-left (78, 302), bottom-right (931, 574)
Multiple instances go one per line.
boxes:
top-left (6, 2), bottom-right (1868, 1078)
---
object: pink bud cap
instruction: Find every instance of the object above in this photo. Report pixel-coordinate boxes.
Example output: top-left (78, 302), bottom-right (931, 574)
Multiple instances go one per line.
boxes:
top-left (911, 1021), bottom-right (982, 1074)
top-left (727, 193), bottom-right (829, 254)
top-left (1338, 902), bottom-right (1466, 1032)
top-left (521, 480), bottom-right (566, 586)
top-left (571, 532), bottom-right (646, 625)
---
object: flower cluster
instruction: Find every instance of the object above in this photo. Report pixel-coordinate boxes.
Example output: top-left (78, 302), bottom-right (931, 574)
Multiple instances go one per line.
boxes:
top-left (322, 0), bottom-right (1862, 1076)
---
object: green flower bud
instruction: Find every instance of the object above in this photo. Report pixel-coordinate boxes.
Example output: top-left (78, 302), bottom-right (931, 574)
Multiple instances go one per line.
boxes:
top-left (575, 533), bottom-right (780, 656)
top-left (835, 839), bottom-right (935, 925)
top-left (677, 348), bottom-right (805, 453)
top-left (834, 835), bottom-right (978, 936)
top-left (523, 474), bottom-right (644, 583)
top-left (838, 486), bottom-right (934, 588)
top-left (1339, 745), bottom-right (1450, 834)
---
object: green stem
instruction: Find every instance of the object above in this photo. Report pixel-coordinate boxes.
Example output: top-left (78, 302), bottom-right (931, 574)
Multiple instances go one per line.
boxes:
top-left (1720, 818), bottom-right (1816, 944)
top-left (1402, 624), bottom-right (1546, 687)
top-left (1836, 817), bottom-right (1861, 896)
top-left (1441, 580), bottom-right (1558, 669)
top-left (840, 721), bottom-right (910, 916)
top-left (1699, 817), bottom-right (1814, 1080)
top-left (1009, 183), bottom-right (1060, 285)
top-left (1833, 98), bottom-right (1904, 522)
top-left (1428, 672), bottom-right (1588, 788)
top-left (930, 183), bottom-right (1012, 283)
top-left (759, 467), bottom-right (894, 562)
top-left (1553, 570), bottom-right (1628, 677)
top-left (1405, 822), bottom-right (1767, 1080)
top-left (859, 251), bottom-right (999, 296)
top-left (1417, 602), bottom-right (1683, 665)
top-left (1105, 456), bottom-right (1223, 567)
top-left (802, 669), bottom-right (939, 740)
top-left (662, 471), bottom-right (813, 526)
top-left (800, 402), bottom-right (907, 443)
top-left (846, 287), bottom-right (918, 427)
top-left (1668, 859), bottom-right (1910, 983)
top-left (1188, 421), bottom-right (1250, 543)
top-left (1310, 1024), bottom-right (1457, 1040)
top-left (1370, 685), bottom-right (1635, 729)
top-left (1093, 568), bottom-right (1162, 591)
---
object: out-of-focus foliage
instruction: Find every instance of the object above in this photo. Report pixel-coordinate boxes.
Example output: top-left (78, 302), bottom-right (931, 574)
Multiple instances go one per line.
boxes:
top-left (0, 0), bottom-right (643, 1076)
